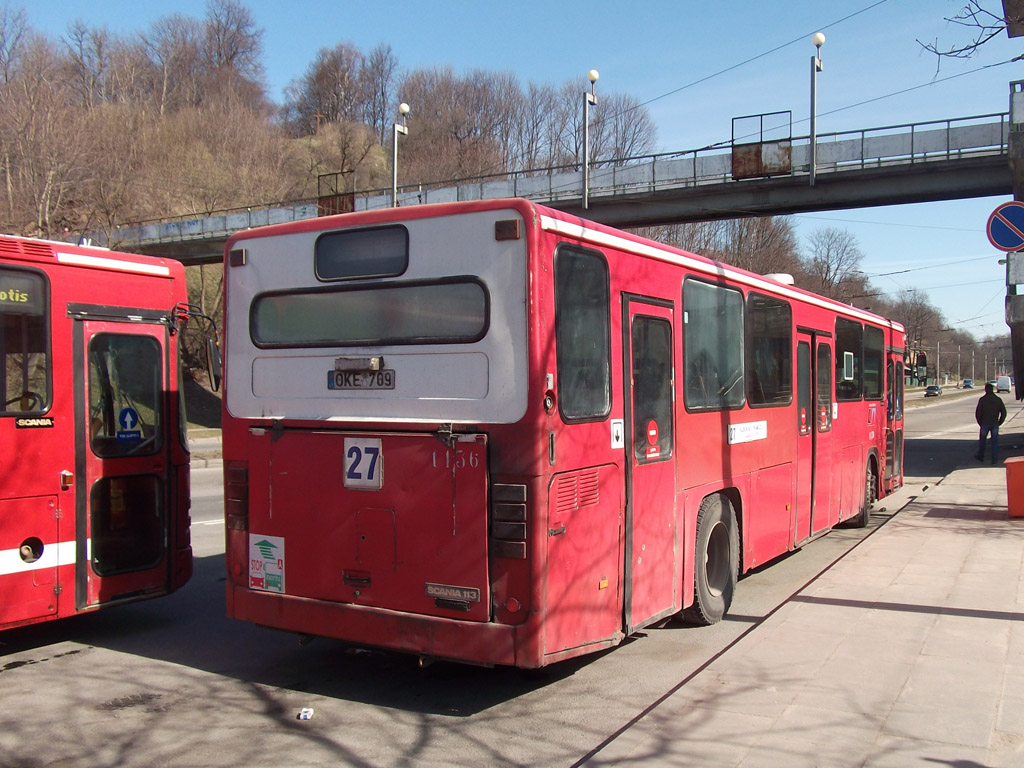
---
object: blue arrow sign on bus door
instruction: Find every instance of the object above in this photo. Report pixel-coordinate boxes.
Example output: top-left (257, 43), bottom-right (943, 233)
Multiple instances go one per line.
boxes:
top-left (987, 201), bottom-right (1024, 252)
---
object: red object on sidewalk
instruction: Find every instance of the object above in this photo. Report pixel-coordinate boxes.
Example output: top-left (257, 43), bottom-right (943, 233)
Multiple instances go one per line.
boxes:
top-left (1005, 457), bottom-right (1024, 517)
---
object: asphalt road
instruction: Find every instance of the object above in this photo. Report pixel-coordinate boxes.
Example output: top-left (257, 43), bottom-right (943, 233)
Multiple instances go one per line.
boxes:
top-left (1, 392), bottom-right (1019, 767)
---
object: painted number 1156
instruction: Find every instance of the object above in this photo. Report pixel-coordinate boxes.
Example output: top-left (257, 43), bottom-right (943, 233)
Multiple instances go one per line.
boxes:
top-left (343, 437), bottom-right (382, 490)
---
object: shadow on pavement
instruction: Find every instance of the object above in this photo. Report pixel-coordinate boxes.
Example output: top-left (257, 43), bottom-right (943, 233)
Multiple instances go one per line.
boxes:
top-left (0, 553), bottom-right (597, 716)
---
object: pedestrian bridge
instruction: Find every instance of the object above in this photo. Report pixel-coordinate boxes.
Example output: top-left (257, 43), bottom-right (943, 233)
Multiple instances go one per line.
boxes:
top-left (99, 112), bottom-right (1013, 264)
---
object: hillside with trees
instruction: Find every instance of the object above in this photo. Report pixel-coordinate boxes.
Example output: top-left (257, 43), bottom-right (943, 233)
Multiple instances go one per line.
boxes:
top-left (0, 0), bottom-right (1009, 384)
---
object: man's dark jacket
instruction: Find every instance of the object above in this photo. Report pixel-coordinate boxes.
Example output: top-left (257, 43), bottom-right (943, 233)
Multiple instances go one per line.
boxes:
top-left (976, 390), bottom-right (1007, 427)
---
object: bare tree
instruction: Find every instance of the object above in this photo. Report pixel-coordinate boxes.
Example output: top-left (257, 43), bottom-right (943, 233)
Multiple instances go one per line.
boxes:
top-left (590, 91), bottom-right (658, 161)
top-left (105, 38), bottom-right (156, 106)
top-left (283, 42), bottom-right (363, 136)
top-left (201, 0), bottom-right (262, 79)
top-left (0, 35), bottom-right (93, 236)
top-left (65, 20), bottom-right (111, 107)
top-left (888, 289), bottom-right (942, 348)
top-left (398, 66), bottom-right (508, 181)
top-left (0, 5), bottom-right (26, 84)
top-left (508, 82), bottom-right (558, 169)
top-left (918, 1), bottom-right (1022, 60)
top-left (804, 227), bottom-right (864, 300)
top-left (199, 0), bottom-right (266, 109)
top-left (360, 43), bottom-right (398, 146)
top-left (634, 217), bottom-right (801, 277)
top-left (143, 14), bottom-right (204, 114)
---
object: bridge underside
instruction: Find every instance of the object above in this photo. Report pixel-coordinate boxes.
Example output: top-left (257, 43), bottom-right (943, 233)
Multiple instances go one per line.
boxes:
top-left (569, 155), bottom-right (1012, 228)
top-left (133, 238), bottom-right (229, 266)
top-left (136, 155), bottom-right (1012, 267)
top-left (140, 155), bottom-right (1011, 268)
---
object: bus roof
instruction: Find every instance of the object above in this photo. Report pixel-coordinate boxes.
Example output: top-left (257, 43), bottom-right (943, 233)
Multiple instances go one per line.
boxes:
top-left (0, 234), bottom-right (180, 279)
top-left (225, 198), bottom-right (905, 334)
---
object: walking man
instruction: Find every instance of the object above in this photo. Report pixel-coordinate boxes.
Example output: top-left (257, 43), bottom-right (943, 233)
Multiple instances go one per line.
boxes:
top-left (975, 381), bottom-right (1007, 464)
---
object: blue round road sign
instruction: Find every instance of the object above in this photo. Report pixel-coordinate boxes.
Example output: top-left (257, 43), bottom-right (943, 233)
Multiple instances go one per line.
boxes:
top-left (987, 201), bottom-right (1024, 251)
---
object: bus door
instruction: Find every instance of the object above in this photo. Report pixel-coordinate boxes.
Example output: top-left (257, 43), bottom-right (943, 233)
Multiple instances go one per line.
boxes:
top-left (884, 356), bottom-right (904, 491)
top-left (795, 331), bottom-right (833, 543)
top-left (74, 315), bottom-right (172, 608)
top-left (622, 298), bottom-right (677, 630)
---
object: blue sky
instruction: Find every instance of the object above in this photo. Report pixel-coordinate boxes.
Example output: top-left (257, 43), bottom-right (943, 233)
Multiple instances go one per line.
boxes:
top-left (24, 0), bottom-right (1024, 340)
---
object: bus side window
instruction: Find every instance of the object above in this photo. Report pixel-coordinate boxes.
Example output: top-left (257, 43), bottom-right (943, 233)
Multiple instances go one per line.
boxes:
top-left (863, 326), bottom-right (884, 400)
top-left (817, 344), bottom-right (832, 431)
top-left (0, 267), bottom-right (50, 414)
top-left (554, 245), bottom-right (611, 422)
top-left (683, 279), bottom-right (744, 411)
top-left (746, 292), bottom-right (792, 407)
top-left (835, 318), bottom-right (862, 402)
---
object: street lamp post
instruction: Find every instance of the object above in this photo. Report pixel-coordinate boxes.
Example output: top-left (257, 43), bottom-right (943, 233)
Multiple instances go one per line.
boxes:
top-left (582, 69), bottom-right (599, 209)
top-left (392, 102), bottom-right (410, 208)
top-left (809, 32), bottom-right (825, 187)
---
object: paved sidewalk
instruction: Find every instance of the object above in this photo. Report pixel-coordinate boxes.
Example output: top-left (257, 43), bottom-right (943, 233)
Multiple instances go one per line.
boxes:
top-left (586, 466), bottom-right (1024, 767)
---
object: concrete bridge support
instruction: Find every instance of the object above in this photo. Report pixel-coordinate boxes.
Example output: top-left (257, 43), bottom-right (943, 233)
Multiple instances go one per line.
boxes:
top-left (1006, 82), bottom-right (1024, 399)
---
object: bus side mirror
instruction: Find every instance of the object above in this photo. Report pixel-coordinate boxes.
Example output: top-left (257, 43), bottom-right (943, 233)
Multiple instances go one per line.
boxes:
top-left (207, 337), bottom-right (222, 393)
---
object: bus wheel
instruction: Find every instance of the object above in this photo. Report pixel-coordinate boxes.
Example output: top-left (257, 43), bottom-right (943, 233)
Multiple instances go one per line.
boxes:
top-left (681, 494), bottom-right (738, 626)
top-left (850, 462), bottom-right (877, 529)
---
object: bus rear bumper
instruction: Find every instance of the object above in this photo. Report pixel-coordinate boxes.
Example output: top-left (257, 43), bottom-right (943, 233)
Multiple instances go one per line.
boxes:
top-left (228, 584), bottom-right (520, 667)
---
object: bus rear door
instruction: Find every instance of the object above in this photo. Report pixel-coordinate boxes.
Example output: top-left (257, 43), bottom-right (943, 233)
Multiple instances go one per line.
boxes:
top-left (795, 331), bottom-right (834, 542)
top-left (885, 356), bottom-right (904, 492)
top-left (75, 315), bottom-right (173, 608)
top-left (623, 298), bottom-right (677, 629)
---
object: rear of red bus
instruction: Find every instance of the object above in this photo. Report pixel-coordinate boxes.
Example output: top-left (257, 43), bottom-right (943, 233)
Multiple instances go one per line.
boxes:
top-left (221, 200), bottom-right (572, 667)
top-left (1, 237), bottom-right (193, 630)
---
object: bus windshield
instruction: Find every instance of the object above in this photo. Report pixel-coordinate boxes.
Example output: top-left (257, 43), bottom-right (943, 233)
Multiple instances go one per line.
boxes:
top-left (0, 267), bottom-right (49, 414)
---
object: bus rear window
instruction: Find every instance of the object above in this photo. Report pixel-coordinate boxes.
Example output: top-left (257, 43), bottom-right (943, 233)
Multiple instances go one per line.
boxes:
top-left (1, 267), bottom-right (50, 414)
top-left (315, 226), bottom-right (408, 281)
top-left (251, 279), bottom-right (488, 347)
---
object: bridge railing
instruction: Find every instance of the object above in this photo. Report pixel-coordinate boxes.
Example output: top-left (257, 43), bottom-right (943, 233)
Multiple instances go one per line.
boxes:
top-left (104, 112), bottom-right (1010, 249)
top-left (814, 112), bottom-right (1009, 173)
top-left (377, 112), bottom-right (1011, 211)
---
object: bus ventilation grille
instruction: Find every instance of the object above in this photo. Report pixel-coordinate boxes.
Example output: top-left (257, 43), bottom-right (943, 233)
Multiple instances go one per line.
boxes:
top-left (0, 238), bottom-right (53, 259)
top-left (556, 470), bottom-right (600, 515)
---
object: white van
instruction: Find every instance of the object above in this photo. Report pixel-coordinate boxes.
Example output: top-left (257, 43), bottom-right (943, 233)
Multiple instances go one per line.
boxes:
top-left (997, 375), bottom-right (1011, 393)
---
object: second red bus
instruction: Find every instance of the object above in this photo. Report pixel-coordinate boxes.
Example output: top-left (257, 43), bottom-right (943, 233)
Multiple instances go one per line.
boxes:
top-left (220, 198), bottom-right (905, 668)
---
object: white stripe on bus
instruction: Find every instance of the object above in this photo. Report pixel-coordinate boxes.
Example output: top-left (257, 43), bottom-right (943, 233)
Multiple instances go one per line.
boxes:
top-left (0, 540), bottom-right (79, 576)
top-left (539, 214), bottom-right (905, 333)
top-left (56, 252), bottom-right (171, 277)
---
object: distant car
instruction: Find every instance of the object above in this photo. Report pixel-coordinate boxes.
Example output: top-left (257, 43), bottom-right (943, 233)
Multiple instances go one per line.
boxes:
top-left (963, 379), bottom-right (973, 389)
top-left (925, 385), bottom-right (942, 397)
top-left (997, 375), bottom-right (1011, 393)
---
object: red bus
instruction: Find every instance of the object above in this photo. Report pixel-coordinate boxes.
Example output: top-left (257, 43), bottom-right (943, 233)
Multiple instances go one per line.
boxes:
top-left (1, 235), bottom-right (200, 630)
top-left (221, 198), bottom-right (905, 668)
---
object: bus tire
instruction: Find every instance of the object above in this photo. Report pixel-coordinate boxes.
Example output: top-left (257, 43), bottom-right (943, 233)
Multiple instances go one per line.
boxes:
top-left (850, 461), bottom-right (877, 529)
top-left (681, 494), bottom-right (738, 626)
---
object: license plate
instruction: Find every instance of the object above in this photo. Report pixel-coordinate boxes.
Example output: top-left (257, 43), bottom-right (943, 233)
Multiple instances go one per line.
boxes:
top-left (328, 369), bottom-right (395, 390)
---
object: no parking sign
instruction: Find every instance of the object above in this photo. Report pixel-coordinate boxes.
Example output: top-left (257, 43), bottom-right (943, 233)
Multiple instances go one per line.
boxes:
top-left (987, 201), bottom-right (1024, 252)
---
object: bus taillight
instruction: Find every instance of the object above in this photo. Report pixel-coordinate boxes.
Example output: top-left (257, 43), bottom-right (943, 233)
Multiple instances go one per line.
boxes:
top-left (225, 461), bottom-right (249, 531)
top-left (490, 483), bottom-right (527, 559)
